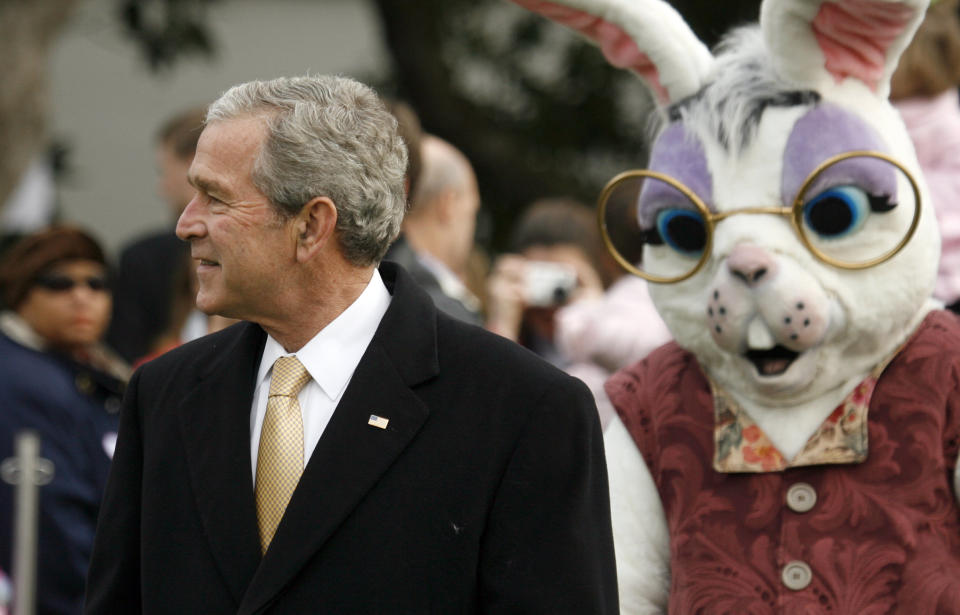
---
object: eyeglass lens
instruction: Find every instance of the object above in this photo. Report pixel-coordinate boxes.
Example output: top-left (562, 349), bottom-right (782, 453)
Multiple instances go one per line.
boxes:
top-left (600, 172), bottom-right (709, 282)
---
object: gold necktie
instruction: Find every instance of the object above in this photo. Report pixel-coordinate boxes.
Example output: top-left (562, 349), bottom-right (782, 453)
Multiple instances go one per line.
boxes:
top-left (255, 355), bottom-right (311, 553)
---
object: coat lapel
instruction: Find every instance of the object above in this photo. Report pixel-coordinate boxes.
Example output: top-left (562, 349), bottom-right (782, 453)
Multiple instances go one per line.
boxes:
top-left (238, 263), bottom-right (440, 615)
top-left (177, 322), bottom-right (266, 605)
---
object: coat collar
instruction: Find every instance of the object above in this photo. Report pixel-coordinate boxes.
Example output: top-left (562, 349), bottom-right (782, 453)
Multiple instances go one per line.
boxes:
top-left (177, 262), bottom-right (440, 612)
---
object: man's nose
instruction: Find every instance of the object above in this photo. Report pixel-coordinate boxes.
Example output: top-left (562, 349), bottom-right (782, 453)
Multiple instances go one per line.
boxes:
top-left (176, 195), bottom-right (205, 241)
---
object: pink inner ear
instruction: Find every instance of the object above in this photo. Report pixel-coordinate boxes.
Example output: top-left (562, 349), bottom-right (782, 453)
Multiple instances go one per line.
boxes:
top-left (511, 0), bottom-right (670, 102)
top-left (812, 0), bottom-right (915, 91)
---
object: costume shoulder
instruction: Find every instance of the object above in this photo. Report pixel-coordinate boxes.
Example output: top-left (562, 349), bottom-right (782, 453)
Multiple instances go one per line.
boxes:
top-left (605, 341), bottom-right (706, 466)
top-left (606, 341), bottom-right (701, 412)
top-left (910, 309), bottom-right (960, 350)
top-left (886, 309), bottom-right (960, 396)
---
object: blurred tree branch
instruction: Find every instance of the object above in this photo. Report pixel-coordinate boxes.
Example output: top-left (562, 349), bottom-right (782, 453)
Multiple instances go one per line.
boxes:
top-left (371, 0), bottom-right (759, 249)
top-left (0, 0), bottom-right (217, 211)
top-left (118, 0), bottom-right (218, 70)
top-left (0, 0), bottom-right (81, 210)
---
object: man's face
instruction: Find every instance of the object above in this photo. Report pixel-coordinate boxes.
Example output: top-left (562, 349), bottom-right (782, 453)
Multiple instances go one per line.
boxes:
top-left (176, 116), bottom-right (297, 321)
top-left (156, 143), bottom-right (195, 218)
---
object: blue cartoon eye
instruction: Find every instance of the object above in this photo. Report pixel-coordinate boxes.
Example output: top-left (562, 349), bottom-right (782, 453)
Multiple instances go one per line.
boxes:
top-left (802, 185), bottom-right (875, 239)
top-left (654, 208), bottom-right (707, 256)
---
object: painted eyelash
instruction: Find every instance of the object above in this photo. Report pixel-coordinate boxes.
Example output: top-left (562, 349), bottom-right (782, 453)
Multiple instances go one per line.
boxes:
top-left (641, 227), bottom-right (665, 245)
top-left (868, 194), bottom-right (896, 212)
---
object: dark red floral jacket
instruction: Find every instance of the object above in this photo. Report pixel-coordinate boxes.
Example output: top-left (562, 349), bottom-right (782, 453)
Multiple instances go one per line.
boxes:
top-left (608, 310), bottom-right (960, 614)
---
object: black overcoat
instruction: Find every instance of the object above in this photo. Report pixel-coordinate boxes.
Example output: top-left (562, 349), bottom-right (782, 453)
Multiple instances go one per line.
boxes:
top-left (84, 263), bottom-right (618, 614)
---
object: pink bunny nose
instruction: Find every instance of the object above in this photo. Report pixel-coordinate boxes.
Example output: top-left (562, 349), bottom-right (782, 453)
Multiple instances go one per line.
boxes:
top-left (727, 244), bottom-right (778, 287)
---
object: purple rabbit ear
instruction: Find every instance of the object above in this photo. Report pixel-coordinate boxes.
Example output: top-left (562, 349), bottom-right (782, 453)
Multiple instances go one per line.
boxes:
top-left (508, 0), bottom-right (713, 105)
top-left (761, 0), bottom-right (929, 97)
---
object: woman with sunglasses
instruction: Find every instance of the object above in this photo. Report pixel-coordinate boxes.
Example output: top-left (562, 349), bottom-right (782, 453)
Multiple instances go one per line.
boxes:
top-left (0, 226), bottom-right (128, 615)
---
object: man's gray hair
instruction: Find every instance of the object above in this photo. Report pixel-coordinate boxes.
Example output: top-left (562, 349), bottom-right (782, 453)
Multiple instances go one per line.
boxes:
top-left (206, 75), bottom-right (407, 266)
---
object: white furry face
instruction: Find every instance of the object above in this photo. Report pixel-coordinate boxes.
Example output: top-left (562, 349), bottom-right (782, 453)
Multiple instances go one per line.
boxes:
top-left (645, 84), bottom-right (939, 408)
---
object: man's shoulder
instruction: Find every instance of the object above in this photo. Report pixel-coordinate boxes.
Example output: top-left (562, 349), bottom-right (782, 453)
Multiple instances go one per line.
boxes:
top-left (435, 312), bottom-right (586, 391)
top-left (136, 321), bottom-right (255, 380)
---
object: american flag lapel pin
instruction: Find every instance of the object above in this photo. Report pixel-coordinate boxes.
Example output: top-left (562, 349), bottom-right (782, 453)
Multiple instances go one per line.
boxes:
top-left (368, 414), bottom-right (389, 429)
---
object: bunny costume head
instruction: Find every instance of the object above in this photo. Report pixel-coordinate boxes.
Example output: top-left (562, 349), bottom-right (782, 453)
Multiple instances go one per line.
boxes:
top-left (515, 0), bottom-right (940, 415)
top-left (510, 1), bottom-right (960, 612)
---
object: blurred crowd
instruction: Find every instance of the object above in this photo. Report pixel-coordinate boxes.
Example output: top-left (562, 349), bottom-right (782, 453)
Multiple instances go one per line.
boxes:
top-left (1, 1), bottom-right (960, 610)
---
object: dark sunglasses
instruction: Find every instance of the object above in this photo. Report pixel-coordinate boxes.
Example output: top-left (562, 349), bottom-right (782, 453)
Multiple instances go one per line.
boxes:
top-left (33, 274), bottom-right (109, 293)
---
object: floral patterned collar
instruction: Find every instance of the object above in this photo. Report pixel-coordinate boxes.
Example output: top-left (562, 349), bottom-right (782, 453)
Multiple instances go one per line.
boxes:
top-left (711, 357), bottom-right (895, 473)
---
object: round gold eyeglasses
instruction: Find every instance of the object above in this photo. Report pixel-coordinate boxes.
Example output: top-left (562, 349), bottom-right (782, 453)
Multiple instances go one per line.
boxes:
top-left (597, 151), bottom-right (922, 284)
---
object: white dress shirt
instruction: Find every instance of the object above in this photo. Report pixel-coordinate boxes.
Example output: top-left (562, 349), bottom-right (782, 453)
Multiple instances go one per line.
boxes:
top-left (249, 270), bottom-right (391, 483)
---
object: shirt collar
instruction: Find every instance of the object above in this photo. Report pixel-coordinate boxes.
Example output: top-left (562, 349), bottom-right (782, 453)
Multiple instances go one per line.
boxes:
top-left (257, 269), bottom-right (391, 401)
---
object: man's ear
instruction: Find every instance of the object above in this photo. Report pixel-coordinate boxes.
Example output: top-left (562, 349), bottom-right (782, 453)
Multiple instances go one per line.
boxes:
top-left (294, 196), bottom-right (337, 263)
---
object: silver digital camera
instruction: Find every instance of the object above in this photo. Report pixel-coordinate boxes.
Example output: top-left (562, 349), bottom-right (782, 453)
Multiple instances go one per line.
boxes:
top-left (524, 261), bottom-right (578, 307)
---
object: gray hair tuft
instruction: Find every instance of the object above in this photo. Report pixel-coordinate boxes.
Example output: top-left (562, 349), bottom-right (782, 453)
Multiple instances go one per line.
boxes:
top-left (206, 75), bottom-right (408, 266)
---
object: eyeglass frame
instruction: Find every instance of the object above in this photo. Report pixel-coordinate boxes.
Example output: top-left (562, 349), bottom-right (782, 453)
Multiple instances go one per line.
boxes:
top-left (597, 150), bottom-right (923, 284)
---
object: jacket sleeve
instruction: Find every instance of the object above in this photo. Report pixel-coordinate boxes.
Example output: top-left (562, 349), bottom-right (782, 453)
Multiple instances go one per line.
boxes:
top-left (478, 376), bottom-right (619, 614)
top-left (83, 368), bottom-right (144, 614)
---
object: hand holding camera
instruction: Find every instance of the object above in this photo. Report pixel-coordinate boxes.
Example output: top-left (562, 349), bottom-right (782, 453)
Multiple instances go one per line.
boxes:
top-left (485, 253), bottom-right (603, 342)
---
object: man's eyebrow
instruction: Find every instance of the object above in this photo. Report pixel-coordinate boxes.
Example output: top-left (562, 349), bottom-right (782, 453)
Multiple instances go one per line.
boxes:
top-left (188, 175), bottom-right (230, 199)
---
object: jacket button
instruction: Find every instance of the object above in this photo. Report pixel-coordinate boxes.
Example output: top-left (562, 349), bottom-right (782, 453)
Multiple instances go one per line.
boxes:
top-left (786, 482), bottom-right (817, 513)
top-left (75, 373), bottom-right (95, 394)
top-left (105, 397), bottom-right (122, 414)
top-left (781, 560), bottom-right (812, 590)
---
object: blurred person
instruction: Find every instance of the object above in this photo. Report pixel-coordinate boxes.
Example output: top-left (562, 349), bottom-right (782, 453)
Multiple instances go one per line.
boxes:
top-left (384, 135), bottom-right (483, 325)
top-left (0, 226), bottom-right (128, 615)
top-left (486, 198), bottom-right (608, 358)
top-left (556, 181), bottom-right (673, 428)
top-left (486, 198), bottom-right (671, 426)
top-left (85, 74), bottom-right (616, 613)
top-left (890, 0), bottom-right (960, 307)
top-left (384, 99), bottom-right (423, 202)
top-left (106, 107), bottom-right (205, 362)
top-left (553, 273), bottom-right (672, 427)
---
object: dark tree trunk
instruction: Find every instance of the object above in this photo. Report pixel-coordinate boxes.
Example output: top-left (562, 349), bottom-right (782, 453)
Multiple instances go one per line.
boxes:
top-left (0, 0), bottom-right (80, 208)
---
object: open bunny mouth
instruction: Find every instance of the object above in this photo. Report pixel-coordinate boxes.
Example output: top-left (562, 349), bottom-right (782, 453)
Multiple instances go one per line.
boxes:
top-left (744, 346), bottom-right (800, 377)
